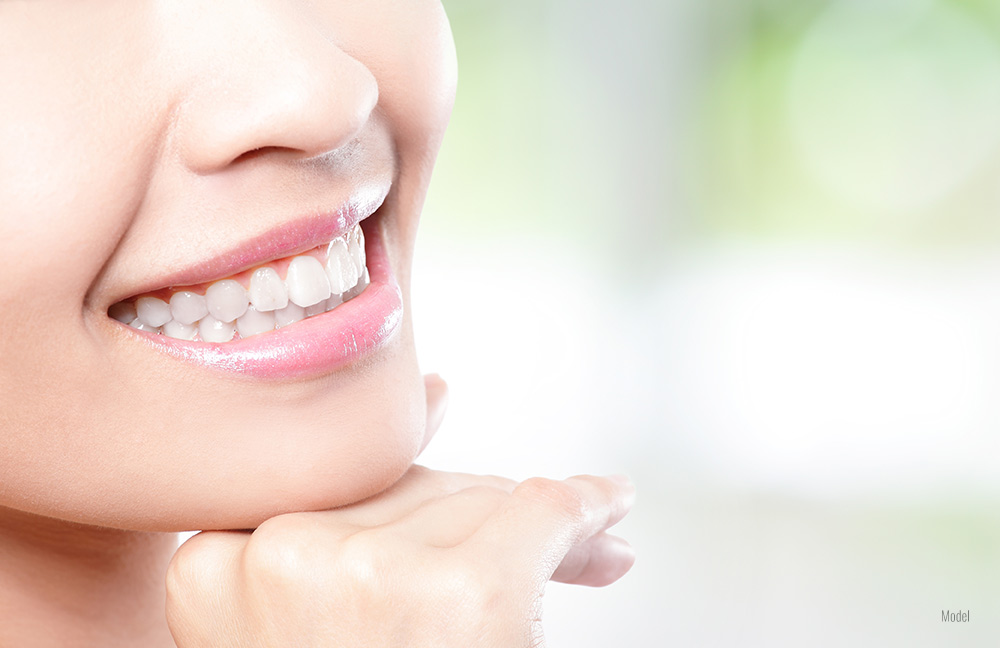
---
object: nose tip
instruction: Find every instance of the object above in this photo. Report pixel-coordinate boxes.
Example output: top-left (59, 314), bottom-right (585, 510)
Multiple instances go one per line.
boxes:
top-left (172, 18), bottom-right (378, 173)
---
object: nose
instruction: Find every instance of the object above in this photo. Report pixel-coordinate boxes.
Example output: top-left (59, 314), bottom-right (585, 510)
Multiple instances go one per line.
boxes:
top-left (169, 2), bottom-right (378, 173)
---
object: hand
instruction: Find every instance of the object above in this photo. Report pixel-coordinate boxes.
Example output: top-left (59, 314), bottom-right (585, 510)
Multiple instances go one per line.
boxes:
top-left (165, 375), bottom-right (636, 647)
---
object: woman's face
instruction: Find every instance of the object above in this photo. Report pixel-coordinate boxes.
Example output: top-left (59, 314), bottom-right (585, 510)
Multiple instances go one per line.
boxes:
top-left (0, 0), bottom-right (456, 531)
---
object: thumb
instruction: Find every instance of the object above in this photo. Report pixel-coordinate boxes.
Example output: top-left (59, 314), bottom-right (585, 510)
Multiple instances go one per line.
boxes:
top-left (419, 373), bottom-right (448, 455)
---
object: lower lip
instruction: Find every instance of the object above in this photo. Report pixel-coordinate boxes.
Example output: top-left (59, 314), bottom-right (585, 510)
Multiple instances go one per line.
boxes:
top-left (122, 221), bottom-right (403, 380)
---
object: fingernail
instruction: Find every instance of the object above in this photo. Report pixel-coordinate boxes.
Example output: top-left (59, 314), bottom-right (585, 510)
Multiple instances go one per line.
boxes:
top-left (608, 474), bottom-right (636, 510)
top-left (607, 474), bottom-right (634, 489)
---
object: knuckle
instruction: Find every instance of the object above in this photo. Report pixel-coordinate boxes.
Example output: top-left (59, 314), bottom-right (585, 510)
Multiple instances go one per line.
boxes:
top-left (164, 551), bottom-right (195, 605)
top-left (432, 561), bottom-right (505, 619)
top-left (165, 532), bottom-right (237, 606)
top-left (336, 531), bottom-right (387, 583)
top-left (241, 513), bottom-right (323, 590)
top-left (516, 477), bottom-right (588, 522)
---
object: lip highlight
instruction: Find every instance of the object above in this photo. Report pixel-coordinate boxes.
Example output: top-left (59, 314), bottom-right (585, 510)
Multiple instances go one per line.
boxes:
top-left (115, 203), bottom-right (403, 380)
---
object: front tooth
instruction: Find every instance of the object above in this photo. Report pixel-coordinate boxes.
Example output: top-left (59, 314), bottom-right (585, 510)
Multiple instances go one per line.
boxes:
top-left (206, 279), bottom-right (249, 323)
top-left (109, 302), bottom-right (137, 323)
top-left (163, 320), bottom-right (198, 341)
top-left (285, 256), bottom-right (331, 307)
top-left (199, 315), bottom-right (236, 343)
top-left (325, 237), bottom-right (360, 294)
top-left (274, 302), bottom-right (305, 328)
top-left (249, 267), bottom-right (289, 312)
top-left (136, 297), bottom-right (172, 327)
top-left (170, 291), bottom-right (209, 325)
top-left (237, 306), bottom-right (276, 338)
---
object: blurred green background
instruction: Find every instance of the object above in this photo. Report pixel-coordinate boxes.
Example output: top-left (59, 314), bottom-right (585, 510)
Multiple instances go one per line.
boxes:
top-left (415, 0), bottom-right (1000, 645)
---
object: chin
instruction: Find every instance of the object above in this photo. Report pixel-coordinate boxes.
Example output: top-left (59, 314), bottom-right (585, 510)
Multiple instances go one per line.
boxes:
top-left (144, 335), bottom-right (429, 533)
top-left (0, 321), bottom-right (427, 535)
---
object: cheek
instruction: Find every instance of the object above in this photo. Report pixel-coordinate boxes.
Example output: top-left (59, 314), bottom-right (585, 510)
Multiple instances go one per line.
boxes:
top-left (319, 0), bottom-right (457, 163)
top-left (332, 0), bottom-right (457, 285)
top-left (0, 7), bottom-right (163, 499)
top-left (0, 6), bottom-right (159, 293)
top-left (373, 1), bottom-right (458, 148)
top-left (0, 9), bottom-right (160, 366)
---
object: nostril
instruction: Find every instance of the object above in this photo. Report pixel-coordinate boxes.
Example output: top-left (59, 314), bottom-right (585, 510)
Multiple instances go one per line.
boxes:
top-left (230, 146), bottom-right (288, 166)
top-left (232, 147), bottom-right (266, 165)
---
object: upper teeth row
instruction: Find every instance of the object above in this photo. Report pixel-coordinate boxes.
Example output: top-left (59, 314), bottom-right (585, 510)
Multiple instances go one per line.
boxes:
top-left (110, 223), bottom-right (368, 342)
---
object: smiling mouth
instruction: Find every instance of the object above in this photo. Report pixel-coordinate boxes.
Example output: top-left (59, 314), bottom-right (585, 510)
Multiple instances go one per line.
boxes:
top-left (108, 222), bottom-right (369, 343)
top-left (104, 185), bottom-right (404, 380)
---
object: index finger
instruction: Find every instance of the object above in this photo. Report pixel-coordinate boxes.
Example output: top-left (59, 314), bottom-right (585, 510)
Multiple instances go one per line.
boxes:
top-left (467, 474), bottom-right (635, 586)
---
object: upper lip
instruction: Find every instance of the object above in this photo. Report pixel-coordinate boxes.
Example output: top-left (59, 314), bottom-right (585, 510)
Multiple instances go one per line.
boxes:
top-left (112, 183), bottom-right (389, 301)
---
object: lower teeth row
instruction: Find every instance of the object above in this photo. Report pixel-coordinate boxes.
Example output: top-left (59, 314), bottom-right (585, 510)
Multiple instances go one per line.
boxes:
top-left (110, 224), bottom-right (369, 343)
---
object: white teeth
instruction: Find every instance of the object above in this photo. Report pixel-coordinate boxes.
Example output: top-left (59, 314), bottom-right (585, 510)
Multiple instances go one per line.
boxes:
top-left (109, 301), bottom-right (137, 324)
top-left (325, 293), bottom-right (344, 311)
top-left (343, 267), bottom-right (370, 302)
top-left (163, 320), bottom-right (198, 341)
top-left (285, 256), bottom-right (331, 307)
top-left (206, 279), bottom-right (249, 323)
top-left (237, 306), bottom-right (276, 338)
top-left (136, 297), bottom-right (172, 327)
top-left (116, 224), bottom-right (368, 342)
top-left (348, 225), bottom-right (366, 277)
top-left (274, 302), bottom-right (306, 328)
top-left (248, 267), bottom-right (289, 312)
top-left (169, 291), bottom-right (209, 325)
top-left (325, 237), bottom-right (360, 294)
top-left (128, 317), bottom-right (162, 334)
top-left (199, 315), bottom-right (236, 343)
top-left (304, 301), bottom-right (327, 317)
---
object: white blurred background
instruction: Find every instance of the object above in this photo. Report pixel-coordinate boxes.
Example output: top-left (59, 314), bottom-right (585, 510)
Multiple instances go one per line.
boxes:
top-left (414, 0), bottom-right (1000, 645)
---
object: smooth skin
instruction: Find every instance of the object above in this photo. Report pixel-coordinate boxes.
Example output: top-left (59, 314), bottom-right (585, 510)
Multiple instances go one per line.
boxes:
top-left (167, 379), bottom-right (636, 647)
top-left (0, 1), bottom-right (635, 645)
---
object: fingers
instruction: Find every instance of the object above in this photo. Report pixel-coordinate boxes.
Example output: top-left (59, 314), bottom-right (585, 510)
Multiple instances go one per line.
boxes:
top-left (321, 465), bottom-right (516, 529)
top-left (166, 530), bottom-right (249, 639)
top-left (383, 485), bottom-right (510, 547)
top-left (419, 373), bottom-right (448, 455)
top-left (550, 532), bottom-right (635, 587)
top-left (469, 475), bottom-right (635, 587)
top-left (384, 475), bottom-right (636, 585)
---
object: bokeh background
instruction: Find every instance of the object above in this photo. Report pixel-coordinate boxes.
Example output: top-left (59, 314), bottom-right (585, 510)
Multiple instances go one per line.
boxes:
top-left (414, 0), bottom-right (1000, 645)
